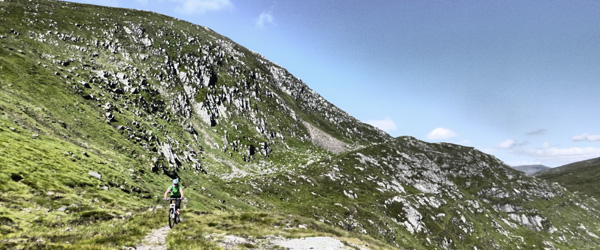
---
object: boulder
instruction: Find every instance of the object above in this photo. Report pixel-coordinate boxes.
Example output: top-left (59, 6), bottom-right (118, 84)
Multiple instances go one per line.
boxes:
top-left (88, 171), bottom-right (102, 180)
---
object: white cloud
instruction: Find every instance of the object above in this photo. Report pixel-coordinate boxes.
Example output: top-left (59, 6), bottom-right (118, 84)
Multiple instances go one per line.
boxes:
top-left (256, 11), bottom-right (274, 29)
top-left (171, 0), bottom-right (232, 15)
top-left (521, 147), bottom-right (600, 162)
top-left (499, 139), bottom-right (516, 149)
top-left (572, 133), bottom-right (600, 142)
top-left (365, 117), bottom-right (396, 132)
top-left (498, 139), bottom-right (528, 149)
top-left (426, 128), bottom-right (457, 140)
top-left (500, 142), bottom-right (600, 167)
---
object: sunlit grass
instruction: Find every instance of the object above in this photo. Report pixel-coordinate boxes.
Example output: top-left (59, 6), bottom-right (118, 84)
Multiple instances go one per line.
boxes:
top-left (166, 210), bottom-right (393, 249)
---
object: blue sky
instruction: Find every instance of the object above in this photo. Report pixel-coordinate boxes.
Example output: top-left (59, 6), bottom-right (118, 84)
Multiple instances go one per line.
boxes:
top-left (67, 0), bottom-right (600, 167)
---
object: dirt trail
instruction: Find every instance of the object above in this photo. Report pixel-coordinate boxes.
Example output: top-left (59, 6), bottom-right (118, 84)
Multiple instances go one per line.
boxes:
top-left (136, 226), bottom-right (170, 250)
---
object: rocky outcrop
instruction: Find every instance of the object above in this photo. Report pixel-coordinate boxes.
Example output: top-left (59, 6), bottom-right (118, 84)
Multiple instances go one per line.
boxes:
top-left (302, 121), bottom-right (348, 154)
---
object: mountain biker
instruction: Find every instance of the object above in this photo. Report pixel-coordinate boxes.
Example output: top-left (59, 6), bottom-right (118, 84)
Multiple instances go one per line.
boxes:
top-left (163, 178), bottom-right (184, 215)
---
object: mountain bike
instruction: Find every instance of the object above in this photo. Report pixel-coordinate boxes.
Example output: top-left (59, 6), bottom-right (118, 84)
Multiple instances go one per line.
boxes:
top-left (165, 197), bottom-right (183, 228)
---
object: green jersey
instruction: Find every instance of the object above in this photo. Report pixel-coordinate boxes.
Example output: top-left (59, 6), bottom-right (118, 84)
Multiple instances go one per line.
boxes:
top-left (170, 184), bottom-right (181, 197)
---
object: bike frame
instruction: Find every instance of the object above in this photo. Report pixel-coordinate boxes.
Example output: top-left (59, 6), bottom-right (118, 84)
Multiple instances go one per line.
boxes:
top-left (165, 197), bottom-right (182, 228)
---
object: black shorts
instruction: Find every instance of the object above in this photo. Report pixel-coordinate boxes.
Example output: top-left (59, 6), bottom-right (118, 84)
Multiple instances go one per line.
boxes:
top-left (170, 196), bottom-right (181, 210)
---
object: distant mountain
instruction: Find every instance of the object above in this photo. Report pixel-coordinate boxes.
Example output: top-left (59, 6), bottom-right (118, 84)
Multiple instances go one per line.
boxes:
top-left (513, 164), bottom-right (550, 175)
top-left (535, 157), bottom-right (600, 199)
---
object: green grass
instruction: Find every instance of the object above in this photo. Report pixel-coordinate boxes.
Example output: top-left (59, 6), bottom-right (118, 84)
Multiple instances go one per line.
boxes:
top-left (0, 209), bottom-right (164, 249)
top-left (0, 108), bottom-right (168, 248)
top-left (165, 210), bottom-right (394, 250)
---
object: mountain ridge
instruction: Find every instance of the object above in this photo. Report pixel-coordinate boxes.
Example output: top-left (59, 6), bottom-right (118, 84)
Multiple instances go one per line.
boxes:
top-left (513, 164), bottom-right (550, 175)
top-left (1, 0), bottom-right (600, 249)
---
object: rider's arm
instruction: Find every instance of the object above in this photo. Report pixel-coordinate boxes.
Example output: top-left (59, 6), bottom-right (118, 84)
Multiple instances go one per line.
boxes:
top-left (163, 187), bottom-right (170, 199)
top-left (180, 186), bottom-right (184, 198)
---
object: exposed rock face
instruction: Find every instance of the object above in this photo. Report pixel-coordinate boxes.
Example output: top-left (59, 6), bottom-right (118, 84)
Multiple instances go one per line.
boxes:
top-left (160, 143), bottom-right (181, 167)
top-left (241, 137), bottom-right (600, 248)
top-left (302, 121), bottom-right (348, 154)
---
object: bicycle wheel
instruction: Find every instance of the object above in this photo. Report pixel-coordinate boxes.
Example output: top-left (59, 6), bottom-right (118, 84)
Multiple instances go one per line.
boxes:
top-left (168, 208), bottom-right (175, 228)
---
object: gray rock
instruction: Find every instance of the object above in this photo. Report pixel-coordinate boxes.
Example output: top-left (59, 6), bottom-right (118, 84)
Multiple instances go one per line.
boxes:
top-left (105, 112), bottom-right (114, 123)
top-left (88, 171), bottom-right (102, 180)
top-left (80, 81), bottom-right (91, 88)
top-left (160, 143), bottom-right (181, 167)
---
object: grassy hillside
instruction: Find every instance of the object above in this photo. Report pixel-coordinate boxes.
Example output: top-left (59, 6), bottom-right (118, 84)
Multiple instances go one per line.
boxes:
top-left (2, 0), bottom-right (600, 249)
top-left (536, 157), bottom-right (600, 199)
top-left (0, 0), bottom-right (392, 248)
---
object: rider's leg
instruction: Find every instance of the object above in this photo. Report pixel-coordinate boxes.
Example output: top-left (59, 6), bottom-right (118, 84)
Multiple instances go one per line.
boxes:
top-left (170, 199), bottom-right (175, 218)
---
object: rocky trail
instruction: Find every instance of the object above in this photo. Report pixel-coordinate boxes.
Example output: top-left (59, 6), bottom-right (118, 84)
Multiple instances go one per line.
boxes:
top-left (213, 235), bottom-right (364, 250)
top-left (132, 225), bottom-right (364, 250)
top-left (271, 237), bottom-right (361, 250)
top-left (135, 226), bottom-right (170, 250)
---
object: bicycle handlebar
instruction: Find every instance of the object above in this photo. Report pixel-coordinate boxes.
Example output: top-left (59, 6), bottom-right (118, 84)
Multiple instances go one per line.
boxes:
top-left (164, 197), bottom-right (183, 200)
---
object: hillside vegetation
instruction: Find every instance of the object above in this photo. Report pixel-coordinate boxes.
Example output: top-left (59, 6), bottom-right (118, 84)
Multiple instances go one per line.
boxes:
top-left (536, 157), bottom-right (600, 200)
top-left (1, 0), bottom-right (600, 249)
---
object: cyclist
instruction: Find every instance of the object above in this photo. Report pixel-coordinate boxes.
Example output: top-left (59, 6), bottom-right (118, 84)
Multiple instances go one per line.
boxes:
top-left (163, 178), bottom-right (184, 215)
